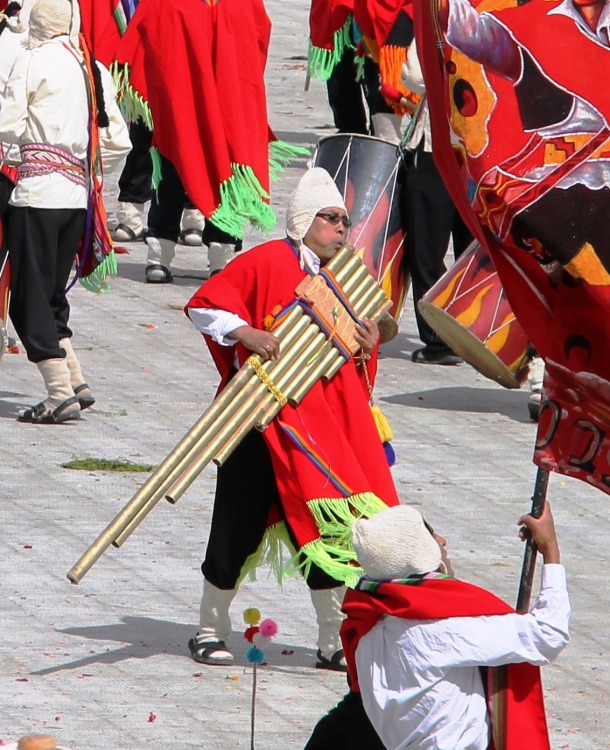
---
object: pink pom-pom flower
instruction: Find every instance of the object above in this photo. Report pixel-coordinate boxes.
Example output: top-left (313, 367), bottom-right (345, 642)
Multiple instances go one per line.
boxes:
top-left (259, 619), bottom-right (278, 638)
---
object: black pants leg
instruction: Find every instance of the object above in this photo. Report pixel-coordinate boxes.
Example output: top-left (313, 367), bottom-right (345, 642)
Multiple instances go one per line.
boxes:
top-left (403, 146), bottom-right (472, 353)
top-left (118, 121), bottom-right (153, 204)
top-left (146, 156), bottom-right (186, 243)
top-left (304, 690), bottom-right (385, 750)
top-left (326, 49), bottom-right (369, 135)
top-left (202, 429), bottom-right (341, 591)
top-left (7, 207), bottom-right (86, 363)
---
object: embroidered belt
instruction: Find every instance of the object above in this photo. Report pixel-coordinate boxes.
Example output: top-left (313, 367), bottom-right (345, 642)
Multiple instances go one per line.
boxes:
top-left (18, 143), bottom-right (87, 188)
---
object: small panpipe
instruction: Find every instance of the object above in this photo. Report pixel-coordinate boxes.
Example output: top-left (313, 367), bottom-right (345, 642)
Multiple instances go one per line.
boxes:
top-left (67, 244), bottom-right (392, 584)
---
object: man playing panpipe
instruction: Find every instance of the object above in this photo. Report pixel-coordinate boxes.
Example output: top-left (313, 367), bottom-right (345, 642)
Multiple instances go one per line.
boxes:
top-left (305, 502), bottom-right (570, 749)
top-left (184, 167), bottom-right (400, 668)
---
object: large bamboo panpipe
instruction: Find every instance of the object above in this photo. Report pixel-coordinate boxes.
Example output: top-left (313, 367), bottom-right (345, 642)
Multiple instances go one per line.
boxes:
top-left (67, 245), bottom-right (391, 584)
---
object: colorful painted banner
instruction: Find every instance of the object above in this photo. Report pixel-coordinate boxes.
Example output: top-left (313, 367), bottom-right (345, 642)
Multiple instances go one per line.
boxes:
top-left (415, 0), bottom-right (610, 495)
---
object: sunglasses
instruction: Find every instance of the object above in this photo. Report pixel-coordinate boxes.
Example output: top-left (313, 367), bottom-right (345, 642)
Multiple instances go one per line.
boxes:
top-left (316, 211), bottom-right (352, 228)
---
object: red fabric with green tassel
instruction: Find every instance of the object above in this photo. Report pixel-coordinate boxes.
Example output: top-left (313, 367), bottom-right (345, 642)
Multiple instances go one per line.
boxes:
top-left (113, 0), bottom-right (276, 238)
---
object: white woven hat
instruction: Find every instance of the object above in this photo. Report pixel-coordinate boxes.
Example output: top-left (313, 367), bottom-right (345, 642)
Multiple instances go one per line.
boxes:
top-left (28, 0), bottom-right (72, 44)
top-left (286, 167), bottom-right (347, 243)
top-left (351, 505), bottom-right (443, 580)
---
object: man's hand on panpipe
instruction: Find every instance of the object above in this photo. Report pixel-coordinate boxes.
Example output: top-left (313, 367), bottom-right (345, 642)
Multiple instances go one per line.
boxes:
top-left (354, 318), bottom-right (380, 356)
top-left (228, 326), bottom-right (281, 360)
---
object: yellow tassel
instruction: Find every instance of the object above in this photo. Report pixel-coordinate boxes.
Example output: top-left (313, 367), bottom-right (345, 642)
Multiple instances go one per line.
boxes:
top-left (370, 404), bottom-right (393, 443)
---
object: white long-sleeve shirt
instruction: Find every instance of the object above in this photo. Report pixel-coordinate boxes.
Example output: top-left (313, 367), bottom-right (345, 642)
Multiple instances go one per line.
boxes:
top-left (188, 242), bottom-right (321, 344)
top-left (356, 564), bottom-right (570, 750)
top-left (0, 19), bottom-right (28, 165)
top-left (0, 35), bottom-right (131, 208)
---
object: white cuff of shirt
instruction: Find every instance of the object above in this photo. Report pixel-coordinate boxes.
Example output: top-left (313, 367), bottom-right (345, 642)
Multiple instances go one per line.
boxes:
top-left (541, 564), bottom-right (566, 589)
top-left (188, 308), bottom-right (248, 346)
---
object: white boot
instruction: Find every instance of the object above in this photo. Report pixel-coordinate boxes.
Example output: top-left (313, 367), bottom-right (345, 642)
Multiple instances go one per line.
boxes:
top-left (145, 237), bottom-right (176, 283)
top-left (19, 358), bottom-right (80, 423)
top-left (528, 356), bottom-right (545, 422)
top-left (188, 580), bottom-right (238, 664)
top-left (180, 208), bottom-right (205, 246)
top-left (112, 202), bottom-right (146, 241)
top-left (309, 586), bottom-right (347, 670)
top-left (208, 242), bottom-right (235, 275)
top-left (60, 338), bottom-right (95, 410)
top-left (371, 113), bottom-right (404, 145)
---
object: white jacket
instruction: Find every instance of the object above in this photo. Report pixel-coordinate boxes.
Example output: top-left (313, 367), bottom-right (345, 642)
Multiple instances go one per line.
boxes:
top-left (0, 35), bottom-right (131, 208)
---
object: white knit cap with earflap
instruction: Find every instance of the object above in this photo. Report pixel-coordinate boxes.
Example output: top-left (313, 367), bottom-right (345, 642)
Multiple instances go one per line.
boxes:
top-left (28, 0), bottom-right (72, 45)
top-left (351, 505), bottom-right (443, 580)
top-left (286, 167), bottom-right (347, 243)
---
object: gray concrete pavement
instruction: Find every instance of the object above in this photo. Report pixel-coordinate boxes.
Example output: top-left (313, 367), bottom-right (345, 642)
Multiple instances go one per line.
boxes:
top-left (1, 0), bottom-right (610, 748)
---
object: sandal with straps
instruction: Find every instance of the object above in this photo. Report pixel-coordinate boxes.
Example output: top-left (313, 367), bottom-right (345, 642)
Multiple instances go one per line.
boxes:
top-left (74, 383), bottom-right (95, 411)
top-left (188, 637), bottom-right (234, 665)
top-left (315, 648), bottom-right (347, 672)
top-left (112, 223), bottom-right (146, 242)
top-left (18, 396), bottom-right (81, 424)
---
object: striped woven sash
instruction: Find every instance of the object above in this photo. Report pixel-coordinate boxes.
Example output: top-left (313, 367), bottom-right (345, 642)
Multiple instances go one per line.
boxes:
top-left (18, 143), bottom-right (87, 187)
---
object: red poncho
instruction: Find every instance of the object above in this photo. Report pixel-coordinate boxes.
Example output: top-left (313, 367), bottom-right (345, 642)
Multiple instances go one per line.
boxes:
top-left (415, 0), bottom-right (610, 496)
top-left (185, 239), bottom-right (400, 585)
top-left (78, 0), bottom-right (122, 66)
top-left (114, 0), bottom-right (275, 238)
top-left (342, 576), bottom-right (551, 750)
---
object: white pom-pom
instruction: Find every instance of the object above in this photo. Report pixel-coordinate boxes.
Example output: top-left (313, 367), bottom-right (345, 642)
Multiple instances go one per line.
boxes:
top-left (252, 633), bottom-right (272, 649)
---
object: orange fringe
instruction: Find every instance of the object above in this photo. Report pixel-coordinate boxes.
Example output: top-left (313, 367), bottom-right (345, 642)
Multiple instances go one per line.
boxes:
top-left (379, 45), bottom-right (423, 116)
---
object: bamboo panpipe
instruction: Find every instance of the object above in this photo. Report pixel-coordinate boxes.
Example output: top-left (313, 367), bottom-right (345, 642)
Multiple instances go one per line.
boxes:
top-left (67, 306), bottom-right (306, 581)
top-left (67, 244), bottom-right (392, 585)
top-left (166, 329), bottom-right (329, 499)
top-left (111, 316), bottom-right (317, 547)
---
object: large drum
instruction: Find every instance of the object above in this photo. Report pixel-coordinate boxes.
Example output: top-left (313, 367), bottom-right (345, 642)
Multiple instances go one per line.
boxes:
top-left (313, 134), bottom-right (408, 320)
top-left (418, 242), bottom-right (530, 389)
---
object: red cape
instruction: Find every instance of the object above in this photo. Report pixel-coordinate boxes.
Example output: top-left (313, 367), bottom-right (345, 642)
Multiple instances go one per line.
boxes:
top-left (342, 576), bottom-right (551, 750)
top-left (185, 239), bottom-right (400, 584)
top-left (309, 0), bottom-right (354, 50)
top-left (78, 0), bottom-right (122, 66)
top-left (114, 0), bottom-right (273, 237)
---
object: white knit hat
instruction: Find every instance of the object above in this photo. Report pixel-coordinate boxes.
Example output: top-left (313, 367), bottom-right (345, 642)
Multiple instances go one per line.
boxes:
top-left (351, 505), bottom-right (443, 580)
top-left (286, 167), bottom-right (347, 242)
top-left (28, 0), bottom-right (72, 45)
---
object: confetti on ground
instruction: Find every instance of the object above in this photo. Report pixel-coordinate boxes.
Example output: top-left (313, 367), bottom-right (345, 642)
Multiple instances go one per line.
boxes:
top-left (148, 712), bottom-right (157, 723)
top-left (114, 246), bottom-right (130, 254)
top-left (7, 345), bottom-right (20, 354)
top-left (15, 678), bottom-right (28, 682)
top-left (192, 672), bottom-right (203, 678)
top-left (281, 650), bottom-right (294, 655)
top-left (23, 545), bottom-right (32, 549)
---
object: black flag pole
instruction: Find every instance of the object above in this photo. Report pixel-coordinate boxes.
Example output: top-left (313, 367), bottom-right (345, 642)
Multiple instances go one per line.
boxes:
top-left (515, 467), bottom-right (550, 613)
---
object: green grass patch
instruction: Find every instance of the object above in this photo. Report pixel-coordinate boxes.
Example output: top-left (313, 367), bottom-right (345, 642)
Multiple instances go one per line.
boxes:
top-left (61, 457), bottom-right (155, 472)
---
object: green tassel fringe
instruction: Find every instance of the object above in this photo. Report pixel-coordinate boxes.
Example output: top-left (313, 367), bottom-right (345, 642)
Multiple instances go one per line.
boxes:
top-left (237, 521), bottom-right (298, 586)
top-left (150, 146), bottom-right (163, 191)
top-left (269, 140), bottom-right (311, 182)
top-left (110, 62), bottom-right (154, 128)
top-left (308, 19), bottom-right (354, 81)
top-left (299, 492), bottom-right (389, 587)
top-left (211, 163), bottom-right (276, 238)
top-left (78, 250), bottom-right (117, 294)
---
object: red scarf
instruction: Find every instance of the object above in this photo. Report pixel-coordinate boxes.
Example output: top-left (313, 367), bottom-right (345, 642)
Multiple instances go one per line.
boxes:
top-left (185, 240), bottom-right (399, 585)
top-left (341, 576), bottom-right (550, 750)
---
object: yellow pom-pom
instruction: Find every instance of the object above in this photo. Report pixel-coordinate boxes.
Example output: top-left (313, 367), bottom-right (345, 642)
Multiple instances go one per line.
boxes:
top-left (370, 405), bottom-right (393, 443)
top-left (243, 607), bottom-right (262, 626)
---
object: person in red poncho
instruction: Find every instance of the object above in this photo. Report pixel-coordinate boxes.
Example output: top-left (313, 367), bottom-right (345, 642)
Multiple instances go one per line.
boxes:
top-left (184, 167), bottom-right (400, 669)
top-left (305, 502), bottom-right (570, 750)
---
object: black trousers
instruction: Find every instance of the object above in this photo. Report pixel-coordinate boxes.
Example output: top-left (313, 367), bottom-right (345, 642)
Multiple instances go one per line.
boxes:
top-left (202, 429), bottom-right (341, 591)
top-left (326, 51), bottom-right (393, 135)
top-left (7, 206), bottom-right (86, 363)
top-left (402, 146), bottom-right (473, 354)
top-left (147, 154), bottom-right (241, 248)
top-left (304, 690), bottom-right (385, 750)
top-left (118, 120), bottom-right (153, 204)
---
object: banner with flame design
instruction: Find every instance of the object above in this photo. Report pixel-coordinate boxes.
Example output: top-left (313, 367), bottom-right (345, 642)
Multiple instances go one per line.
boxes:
top-left (415, 0), bottom-right (610, 495)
